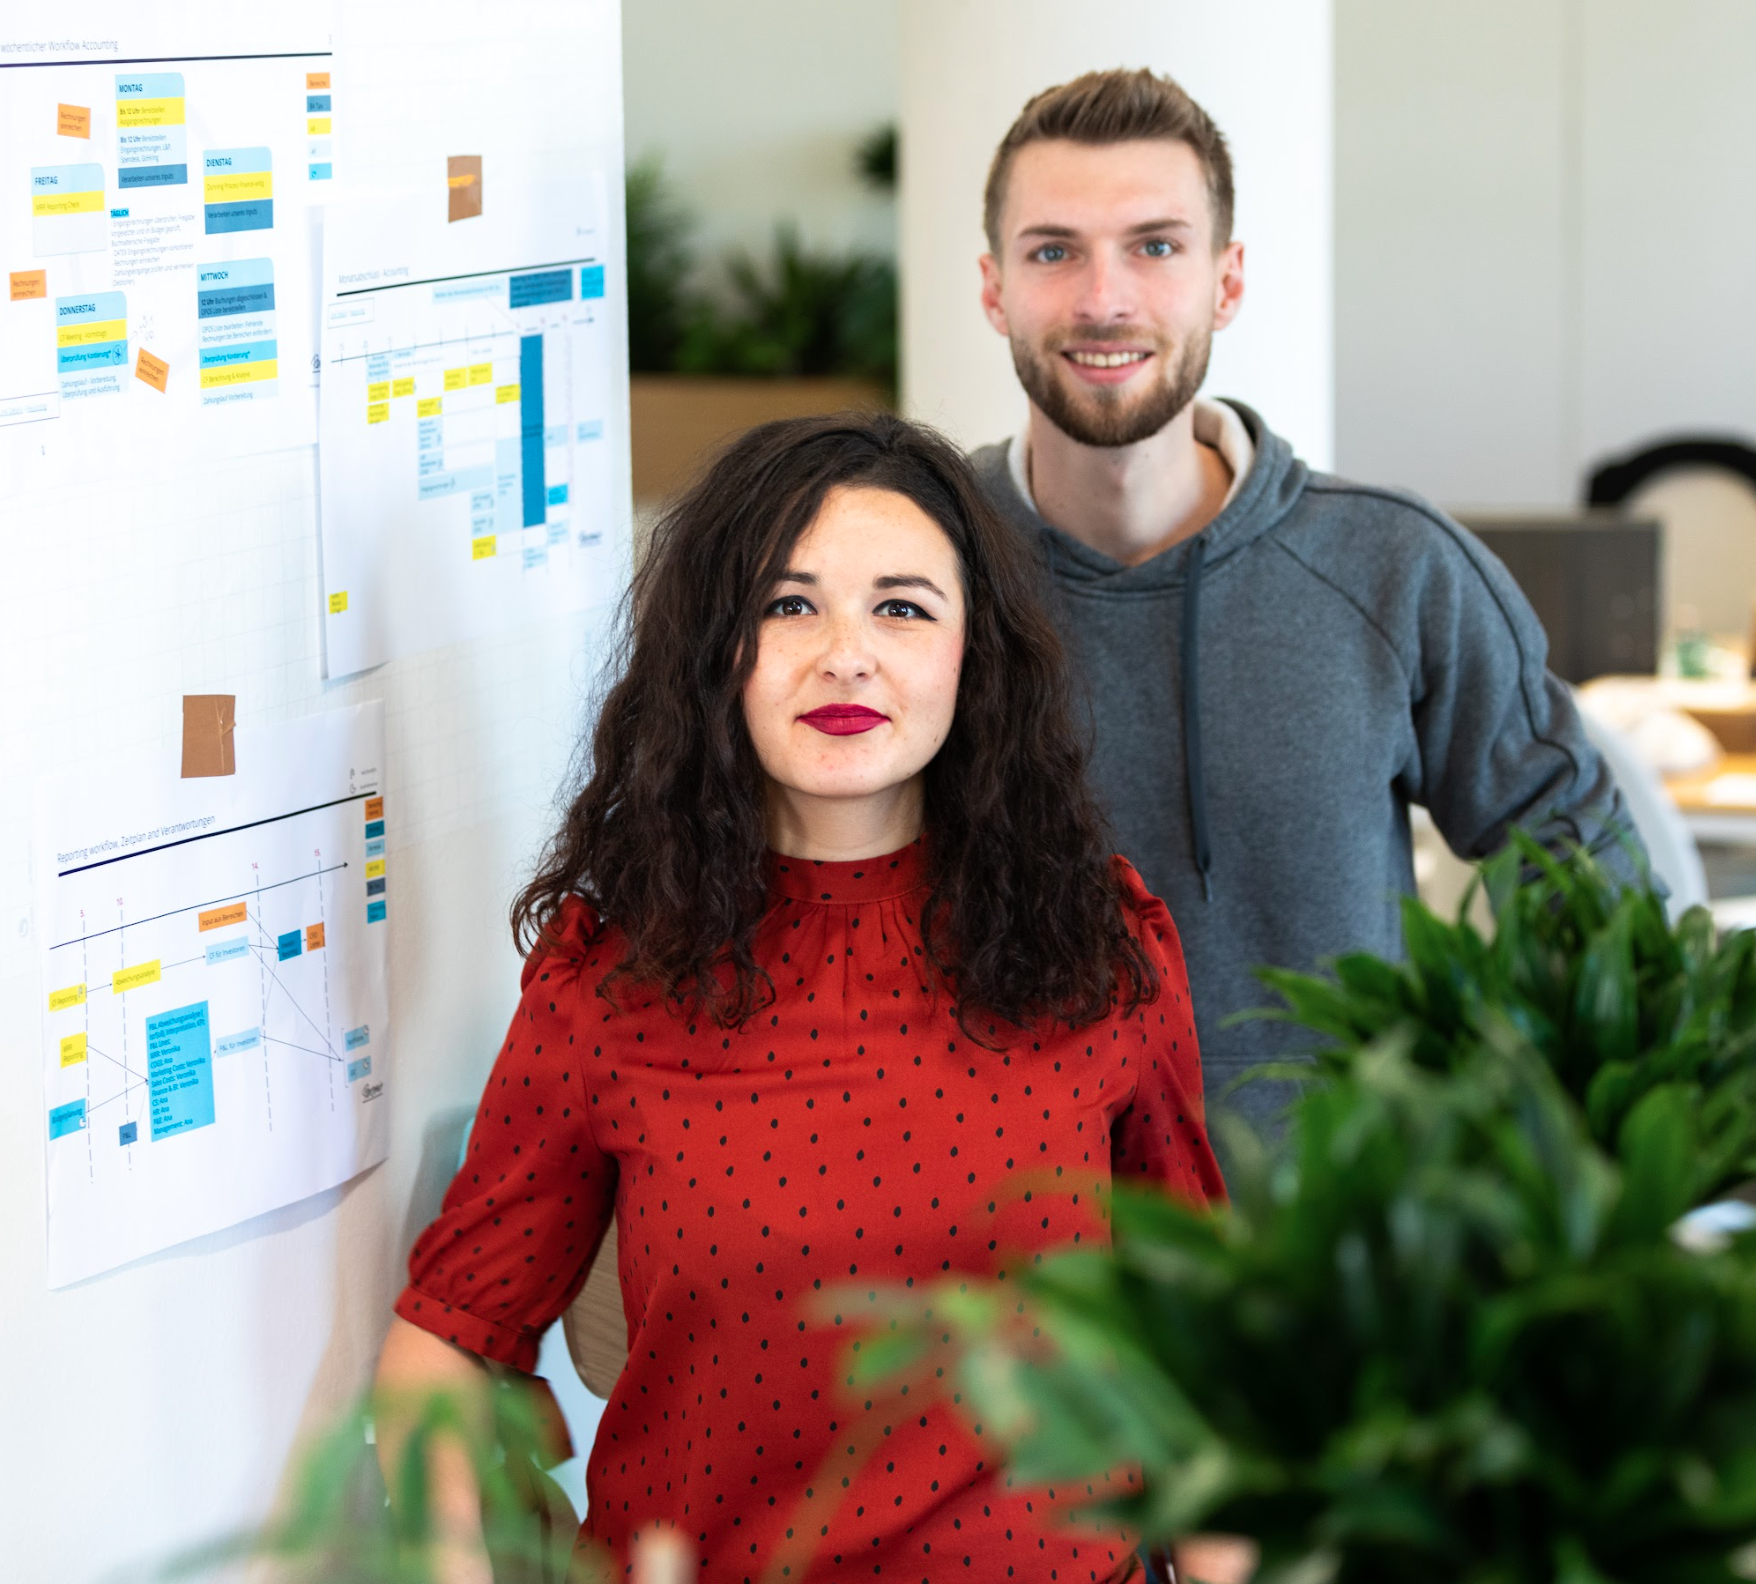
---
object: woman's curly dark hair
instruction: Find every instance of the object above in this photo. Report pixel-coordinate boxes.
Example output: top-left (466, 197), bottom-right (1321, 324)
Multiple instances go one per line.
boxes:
top-left (512, 411), bottom-right (1157, 1038)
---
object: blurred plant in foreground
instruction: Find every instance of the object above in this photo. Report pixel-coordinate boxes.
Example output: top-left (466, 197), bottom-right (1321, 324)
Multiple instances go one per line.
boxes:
top-left (853, 1040), bottom-right (1756, 1584)
top-left (159, 1373), bottom-right (603, 1584)
top-left (1255, 832), bottom-right (1756, 1206)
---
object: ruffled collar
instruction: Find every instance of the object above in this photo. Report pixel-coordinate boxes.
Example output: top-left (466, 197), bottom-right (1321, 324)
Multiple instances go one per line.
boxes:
top-left (766, 837), bottom-right (928, 904)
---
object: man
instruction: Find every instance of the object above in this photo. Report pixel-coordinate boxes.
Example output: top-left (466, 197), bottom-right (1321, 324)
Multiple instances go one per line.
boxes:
top-left (969, 68), bottom-right (1640, 1137)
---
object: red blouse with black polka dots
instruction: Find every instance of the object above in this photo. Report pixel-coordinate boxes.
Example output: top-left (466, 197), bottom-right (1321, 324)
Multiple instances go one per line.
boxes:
top-left (395, 840), bottom-right (1224, 1583)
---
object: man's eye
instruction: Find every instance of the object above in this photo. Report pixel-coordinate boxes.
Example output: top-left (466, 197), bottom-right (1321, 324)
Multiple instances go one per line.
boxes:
top-left (1141, 238), bottom-right (1176, 258)
top-left (877, 599), bottom-right (931, 620)
top-left (766, 595), bottom-right (814, 618)
top-left (1033, 244), bottom-right (1067, 263)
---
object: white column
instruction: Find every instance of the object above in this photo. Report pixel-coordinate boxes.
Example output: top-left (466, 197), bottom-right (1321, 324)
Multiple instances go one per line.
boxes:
top-left (899, 0), bottom-right (1334, 467)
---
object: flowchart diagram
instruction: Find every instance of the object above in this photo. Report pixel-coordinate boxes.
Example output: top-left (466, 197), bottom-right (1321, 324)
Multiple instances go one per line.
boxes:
top-left (39, 704), bottom-right (389, 1287)
top-left (318, 175), bottom-right (619, 675)
top-left (0, 22), bottom-right (331, 480)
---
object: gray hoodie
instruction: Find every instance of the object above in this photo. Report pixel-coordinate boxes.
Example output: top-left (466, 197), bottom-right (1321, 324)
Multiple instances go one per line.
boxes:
top-left (971, 401), bottom-right (1641, 1138)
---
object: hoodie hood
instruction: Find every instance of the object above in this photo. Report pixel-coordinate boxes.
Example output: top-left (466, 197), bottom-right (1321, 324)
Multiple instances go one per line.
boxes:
top-left (1027, 400), bottom-right (1308, 591)
top-left (982, 399), bottom-right (1306, 904)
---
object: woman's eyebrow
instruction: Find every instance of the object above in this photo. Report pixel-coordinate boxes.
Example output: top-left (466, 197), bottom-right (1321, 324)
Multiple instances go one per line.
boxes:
top-left (774, 570), bottom-right (817, 585)
top-left (874, 574), bottom-right (947, 599)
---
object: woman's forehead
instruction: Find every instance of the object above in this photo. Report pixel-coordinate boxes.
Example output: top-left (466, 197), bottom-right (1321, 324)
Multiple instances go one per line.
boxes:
top-left (789, 484), bottom-right (962, 573)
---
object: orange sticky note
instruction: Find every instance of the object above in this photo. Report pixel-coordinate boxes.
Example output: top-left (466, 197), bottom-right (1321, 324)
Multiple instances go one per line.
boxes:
top-left (363, 796), bottom-right (384, 820)
top-left (305, 922), bottom-right (326, 953)
top-left (10, 269), bottom-right (46, 301)
top-left (135, 347), bottom-right (169, 393)
top-left (58, 103), bottom-right (91, 138)
top-left (307, 71), bottom-right (330, 90)
top-left (198, 902), bottom-right (248, 932)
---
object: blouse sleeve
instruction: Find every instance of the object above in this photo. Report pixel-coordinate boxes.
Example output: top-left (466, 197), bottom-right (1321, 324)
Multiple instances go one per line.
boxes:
top-left (393, 900), bottom-right (618, 1372)
top-left (1108, 859), bottom-right (1228, 1206)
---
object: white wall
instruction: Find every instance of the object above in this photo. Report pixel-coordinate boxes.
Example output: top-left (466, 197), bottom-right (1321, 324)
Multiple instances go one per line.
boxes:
top-left (0, 3), bottom-right (626, 1576)
top-left (622, 0), bottom-right (900, 276)
top-left (1336, 0), bottom-right (1756, 518)
top-left (899, 0), bottom-right (1334, 463)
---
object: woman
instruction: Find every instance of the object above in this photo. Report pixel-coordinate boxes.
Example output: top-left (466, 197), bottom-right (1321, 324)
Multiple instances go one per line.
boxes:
top-left (377, 412), bottom-right (1225, 1583)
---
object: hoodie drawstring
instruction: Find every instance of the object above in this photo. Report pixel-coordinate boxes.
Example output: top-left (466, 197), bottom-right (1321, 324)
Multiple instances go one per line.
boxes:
top-left (1181, 536), bottom-right (1214, 902)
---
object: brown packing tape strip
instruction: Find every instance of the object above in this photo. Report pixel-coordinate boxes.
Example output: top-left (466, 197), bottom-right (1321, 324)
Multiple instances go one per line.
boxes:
top-left (181, 694), bottom-right (236, 778)
top-left (447, 153), bottom-right (482, 222)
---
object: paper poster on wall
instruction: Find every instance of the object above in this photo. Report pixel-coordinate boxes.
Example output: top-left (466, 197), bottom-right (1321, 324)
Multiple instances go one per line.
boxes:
top-left (37, 703), bottom-right (389, 1288)
top-left (0, 14), bottom-right (333, 485)
top-left (317, 172), bottom-right (621, 676)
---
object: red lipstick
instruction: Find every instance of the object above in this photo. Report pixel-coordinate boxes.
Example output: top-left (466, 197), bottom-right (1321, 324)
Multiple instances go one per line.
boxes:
top-left (799, 704), bottom-right (888, 736)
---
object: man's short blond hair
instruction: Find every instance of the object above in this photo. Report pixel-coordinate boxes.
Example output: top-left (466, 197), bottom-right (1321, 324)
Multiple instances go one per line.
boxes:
top-left (983, 68), bottom-right (1235, 255)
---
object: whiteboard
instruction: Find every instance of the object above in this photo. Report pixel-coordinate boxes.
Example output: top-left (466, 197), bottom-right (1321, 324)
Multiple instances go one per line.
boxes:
top-left (0, 2), bottom-right (630, 1577)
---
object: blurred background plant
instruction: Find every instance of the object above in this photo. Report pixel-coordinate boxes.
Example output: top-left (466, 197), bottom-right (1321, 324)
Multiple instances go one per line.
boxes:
top-left (625, 156), bottom-right (698, 375)
top-left (624, 150), bottom-right (897, 393)
top-left (846, 846), bottom-right (1756, 1584)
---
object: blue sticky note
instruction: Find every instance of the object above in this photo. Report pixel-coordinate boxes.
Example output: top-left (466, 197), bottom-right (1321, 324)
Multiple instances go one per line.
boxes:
top-left (206, 936), bottom-right (250, 965)
top-left (344, 1025), bottom-right (370, 1051)
top-left (364, 836), bottom-right (385, 858)
top-left (364, 819), bottom-right (384, 839)
top-left (347, 1055), bottom-right (372, 1083)
top-left (366, 877), bottom-right (386, 897)
top-left (49, 1100), bottom-right (86, 1140)
top-left (580, 264), bottom-right (605, 299)
top-left (366, 899), bottom-right (387, 923)
top-left (215, 1027), bottom-right (260, 1057)
top-left (146, 1001), bottom-right (215, 1141)
top-left (576, 419), bottom-right (603, 441)
top-left (546, 482), bottom-right (568, 506)
top-left (276, 929), bottom-right (302, 961)
top-left (119, 1120), bottom-right (138, 1146)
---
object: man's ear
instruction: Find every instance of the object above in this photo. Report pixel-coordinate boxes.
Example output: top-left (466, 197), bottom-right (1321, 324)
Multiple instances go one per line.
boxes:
top-left (979, 253), bottom-right (1010, 337)
top-left (1212, 240), bottom-right (1245, 332)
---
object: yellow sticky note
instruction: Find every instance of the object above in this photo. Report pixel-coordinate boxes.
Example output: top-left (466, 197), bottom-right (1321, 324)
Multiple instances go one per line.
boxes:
top-left (367, 381), bottom-right (389, 401)
top-left (471, 536), bottom-right (496, 560)
top-left (329, 591), bottom-right (348, 614)
top-left (443, 368), bottom-right (467, 391)
top-left (49, 983), bottom-right (86, 1012)
top-left (468, 363), bottom-right (492, 386)
top-left (57, 317), bottom-right (127, 348)
top-left (392, 377), bottom-right (416, 397)
top-left (365, 858), bottom-right (386, 879)
top-left (366, 401), bottom-right (390, 424)
top-left (32, 189), bottom-right (103, 217)
top-left (495, 383), bottom-right (520, 404)
top-left (60, 1032), bottom-right (88, 1067)
top-left (307, 116), bottom-right (332, 135)
top-left (417, 396), bottom-right (442, 417)
top-left (202, 171), bottom-right (272, 203)
top-left (116, 97), bottom-right (185, 128)
top-left (198, 360), bottom-right (276, 389)
top-left (112, 959), bottom-right (162, 994)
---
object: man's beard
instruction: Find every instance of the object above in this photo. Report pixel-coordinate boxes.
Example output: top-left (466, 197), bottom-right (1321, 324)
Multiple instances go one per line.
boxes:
top-left (1010, 324), bottom-right (1212, 448)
